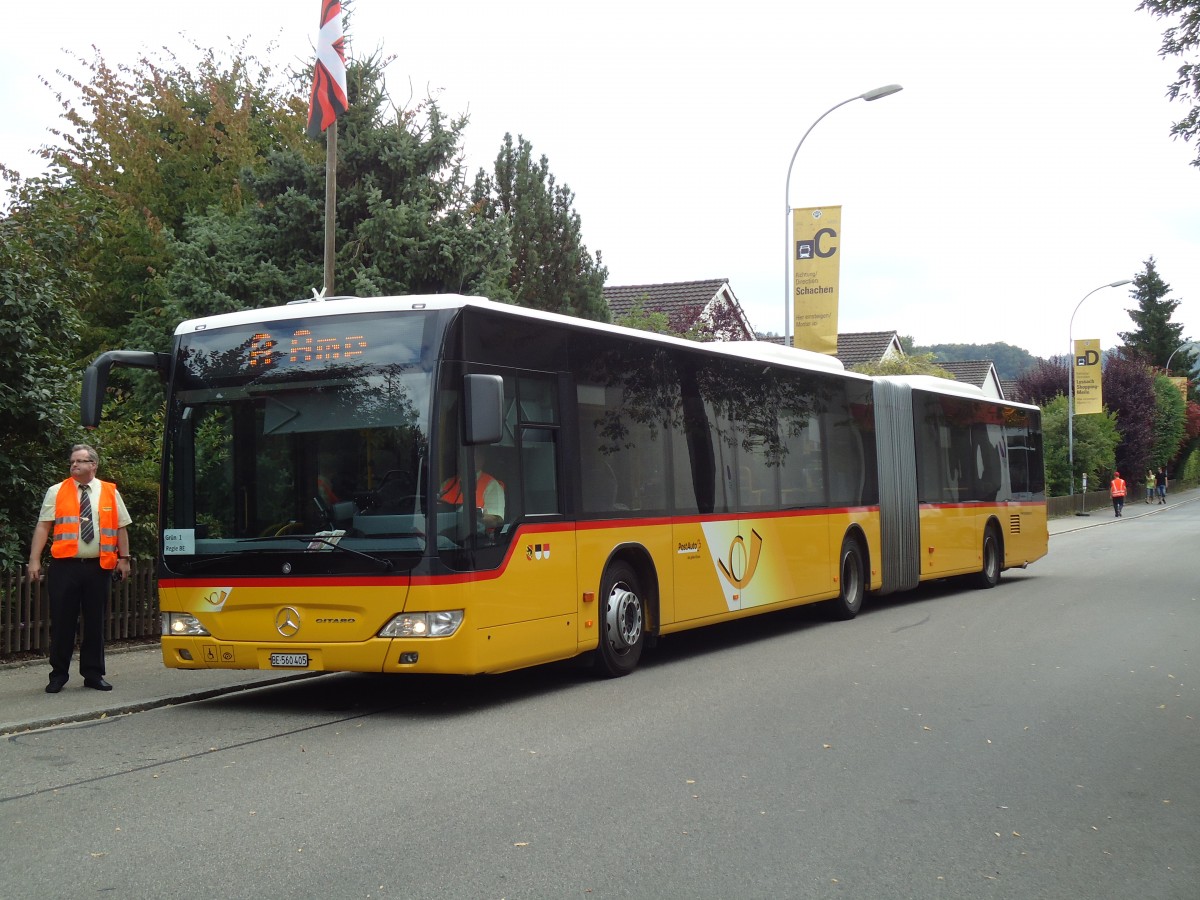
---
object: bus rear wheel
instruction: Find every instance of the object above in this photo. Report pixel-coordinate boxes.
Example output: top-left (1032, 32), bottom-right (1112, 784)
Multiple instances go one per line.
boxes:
top-left (829, 535), bottom-right (865, 620)
top-left (975, 524), bottom-right (1002, 589)
top-left (595, 561), bottom-right (645, 677)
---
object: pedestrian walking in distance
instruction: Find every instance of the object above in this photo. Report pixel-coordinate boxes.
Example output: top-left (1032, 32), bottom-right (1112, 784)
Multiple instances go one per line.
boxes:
top-left (1109, 470), bottom-right (1127, 518)
top-left (1156, 466), bottom-right (1168, 505)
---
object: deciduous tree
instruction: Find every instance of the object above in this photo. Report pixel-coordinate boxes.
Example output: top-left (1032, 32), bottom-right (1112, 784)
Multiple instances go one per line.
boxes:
top-left (851, 354), bottom-right (954, 378)
top-left (162, 66), bottom-right (513, 337)
top-left (914, 341), bottom-right (1038, 381)
top-left (1140, 0), bottom-right (1200, 168)
top-left (1039, 394), bottom-right (1119, 497)
top-left (1102, 352), bottom-right (1157, 479)
top-left (0, 179), bottom-right (87, 567)
top-left (1151, 373), bottom-right (1188, 467)
top-left (615, 298), bottom-right (673, 335)
top-left (1013, 358), bottom-right (1068, 405)
top-left (44, 43), bottom-right (311, 359)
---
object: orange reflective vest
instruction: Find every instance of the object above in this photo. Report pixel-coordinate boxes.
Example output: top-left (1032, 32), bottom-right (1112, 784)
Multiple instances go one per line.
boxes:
top-left (440, 472), bottom-right (503, 511)
top-left (317, 475), bottom-right (338, 505)
top-left (1110, 477), bottom-right (1127, 498)
top-left (51, 478), bottom-right (120, 569)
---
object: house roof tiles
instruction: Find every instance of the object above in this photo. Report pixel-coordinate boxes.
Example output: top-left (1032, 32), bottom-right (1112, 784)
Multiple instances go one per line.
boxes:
top-left (833, 331), bottom-right (903, 367)
top-left (603, 279), bottom-right (733, 321)
top-left (937, 359), bottom-right (1005, 399)
top-left (602, 279), bottom-right (754, 339)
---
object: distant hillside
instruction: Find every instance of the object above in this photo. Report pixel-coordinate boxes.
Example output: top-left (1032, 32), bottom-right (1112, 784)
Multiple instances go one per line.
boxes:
top-left (910, 342), bottom-right (1038, 381)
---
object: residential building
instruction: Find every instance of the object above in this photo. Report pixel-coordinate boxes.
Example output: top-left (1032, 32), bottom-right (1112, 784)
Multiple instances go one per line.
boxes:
top-left (602, 279), bottom-right (756, 341)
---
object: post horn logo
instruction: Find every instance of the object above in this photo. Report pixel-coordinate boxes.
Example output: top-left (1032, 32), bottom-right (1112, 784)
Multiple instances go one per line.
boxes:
top-left (717, 529), bottom-right (764, 589)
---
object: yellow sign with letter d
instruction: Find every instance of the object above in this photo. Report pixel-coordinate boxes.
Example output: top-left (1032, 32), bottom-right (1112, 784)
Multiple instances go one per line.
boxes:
top-left (1073, 339), bottom-right (1103, 415)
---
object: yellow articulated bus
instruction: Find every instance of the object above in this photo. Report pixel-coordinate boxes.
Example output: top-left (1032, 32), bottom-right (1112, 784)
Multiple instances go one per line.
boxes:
top-left (82, 295), bottom-right (1047, 677)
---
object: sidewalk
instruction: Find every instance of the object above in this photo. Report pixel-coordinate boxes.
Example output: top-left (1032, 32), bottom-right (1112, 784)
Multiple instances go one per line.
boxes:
top-left (0, 644), bottom-right (319, 736)
top-left (3, 488), bottom-right (1196, 735)
top-left (1047, 485), bottom-right (1197, 536)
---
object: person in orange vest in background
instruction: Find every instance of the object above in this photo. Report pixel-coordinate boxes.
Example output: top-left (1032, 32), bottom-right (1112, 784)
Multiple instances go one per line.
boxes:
top-left (440, 446), bottom-right (506, 534)
top-left (1109, 470), bottom-right (1127, 518)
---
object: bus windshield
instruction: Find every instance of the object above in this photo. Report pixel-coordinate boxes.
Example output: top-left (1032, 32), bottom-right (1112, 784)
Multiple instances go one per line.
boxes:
top-left (162, 309), bottom-right (452, 573)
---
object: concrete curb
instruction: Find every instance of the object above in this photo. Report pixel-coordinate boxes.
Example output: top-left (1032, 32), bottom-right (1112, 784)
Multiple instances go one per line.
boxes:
top-left (1047, 488), bottom-right (1199, 535)
top-left (0, 669), bottom-right (323, 737)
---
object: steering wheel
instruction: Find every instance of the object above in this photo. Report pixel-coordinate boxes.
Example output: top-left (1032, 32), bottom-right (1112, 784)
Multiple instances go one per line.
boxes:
top-left (313, 495), bottom-right (334, 529)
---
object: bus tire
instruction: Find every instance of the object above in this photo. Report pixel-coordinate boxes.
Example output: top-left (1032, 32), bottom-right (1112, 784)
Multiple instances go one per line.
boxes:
top-left (975, 524), bottom-right (1002, 589)
top-left (595, 561), bottom-right (646, 677)
top-left (829, 535), bottom-right (865, 620)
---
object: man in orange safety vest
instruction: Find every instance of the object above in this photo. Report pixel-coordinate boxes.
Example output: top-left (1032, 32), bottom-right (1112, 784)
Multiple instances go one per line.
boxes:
top-left (1109, 470), bottom-right (1127, 518)
top-left (440, 447), bottom-right (506, 533)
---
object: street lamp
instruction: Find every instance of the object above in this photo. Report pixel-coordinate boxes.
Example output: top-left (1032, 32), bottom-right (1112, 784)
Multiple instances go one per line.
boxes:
top-left (1067, 279), bottom-right (1132, 507)
top-left (1165, 342), bottom-right (1193, 375)
top-left (783, 84), bottom-right (903, 345)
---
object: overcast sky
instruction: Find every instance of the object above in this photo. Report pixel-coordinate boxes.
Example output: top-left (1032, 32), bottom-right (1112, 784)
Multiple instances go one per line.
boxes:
top-left (3, 1), bottom-right (1197, 359)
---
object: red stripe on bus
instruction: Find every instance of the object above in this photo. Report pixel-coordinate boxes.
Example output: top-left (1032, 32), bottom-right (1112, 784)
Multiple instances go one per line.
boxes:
top-left (157, 507), bottom-right (887, 590)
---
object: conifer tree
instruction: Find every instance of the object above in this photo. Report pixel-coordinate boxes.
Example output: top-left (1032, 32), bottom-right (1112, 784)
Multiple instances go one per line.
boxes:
top-left (1119, 257), bottom-right (1196, 374)
top-left (472, 134), bottom-right (609, 321)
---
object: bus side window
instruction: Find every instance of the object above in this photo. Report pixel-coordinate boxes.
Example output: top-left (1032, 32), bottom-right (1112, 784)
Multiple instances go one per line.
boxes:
top-left (521, 427), bottom-right (559, 515)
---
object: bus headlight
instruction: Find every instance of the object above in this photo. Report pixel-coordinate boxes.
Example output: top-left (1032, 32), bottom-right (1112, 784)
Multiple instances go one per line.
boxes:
top-left (161, 612), bottom-right (211, 636)
top-left (379, 610), bottom-right (463, 638)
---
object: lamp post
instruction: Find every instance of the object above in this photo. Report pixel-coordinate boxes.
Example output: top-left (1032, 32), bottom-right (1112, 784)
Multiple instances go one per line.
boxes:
top-left (1165, 342), bottom-right (1193, 375)
top-left (783, 84), bottom-right (903, 345)
top-left (1068, 279), bottom-right (1132, 509)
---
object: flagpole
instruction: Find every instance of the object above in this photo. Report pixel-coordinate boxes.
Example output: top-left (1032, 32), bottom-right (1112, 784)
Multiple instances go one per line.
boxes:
top-left (309, 0), bottom-right (347, 296)
top-left (323, 122), bottom-right (337, 294)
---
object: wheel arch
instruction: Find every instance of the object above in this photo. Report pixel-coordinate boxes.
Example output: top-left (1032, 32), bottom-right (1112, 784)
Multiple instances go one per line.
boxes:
top-left (601, 542), bottom-right (660, 636)
top-left (841, 523), bottom-right (871, 587)
top-left (983, 515), bottom-right (1006, 568)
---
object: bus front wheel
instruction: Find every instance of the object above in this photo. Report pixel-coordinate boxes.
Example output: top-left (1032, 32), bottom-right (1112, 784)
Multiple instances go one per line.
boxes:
top-left (975, 525), bottom-right (1002, 589)
top-left (829, 535), bottom-right (865, 620)
top-left (595, 561), bottom-right (645, 677)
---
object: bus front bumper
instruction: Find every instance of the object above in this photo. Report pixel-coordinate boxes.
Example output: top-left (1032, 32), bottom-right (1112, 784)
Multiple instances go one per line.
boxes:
top-left (161, 635), bottom-right (478, 675)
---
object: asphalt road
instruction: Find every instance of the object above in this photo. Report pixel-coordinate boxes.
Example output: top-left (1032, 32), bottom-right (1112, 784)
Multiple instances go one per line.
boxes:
top-left (1, 503), bottom-right (1197, 899)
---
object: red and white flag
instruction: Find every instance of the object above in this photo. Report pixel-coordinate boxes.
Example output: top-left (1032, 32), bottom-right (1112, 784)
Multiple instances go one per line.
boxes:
top-left (306, 0), bottom-right (348, 139)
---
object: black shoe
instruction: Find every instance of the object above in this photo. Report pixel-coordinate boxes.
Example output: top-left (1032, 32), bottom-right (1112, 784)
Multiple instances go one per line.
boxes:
top-left (45, 680), bottom-right (66, 694)
top-left (84, 678), bottom-right (113, 691)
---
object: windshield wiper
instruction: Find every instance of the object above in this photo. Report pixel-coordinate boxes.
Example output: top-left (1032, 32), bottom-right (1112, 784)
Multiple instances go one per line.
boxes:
top-left (276, 534), bottom-right (396, 572)
top-left (176, 554), bottom-right (240, 572)
top-left (175, 535), bottom-right (403, 573)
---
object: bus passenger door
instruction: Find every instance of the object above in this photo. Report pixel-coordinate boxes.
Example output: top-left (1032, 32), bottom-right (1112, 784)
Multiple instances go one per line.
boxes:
top-left (511, 423), bottom-right (576, 619)
top-left (502, 376), bottom-right (577, 623)
top-left (440, 371), bottom-right (576, 644)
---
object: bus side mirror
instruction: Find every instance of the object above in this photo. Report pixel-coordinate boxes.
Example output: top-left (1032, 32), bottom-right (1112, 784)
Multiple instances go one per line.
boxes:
top-left (464, 374), bottom-right (504, 445)
top-left (81, 350), bottom-right (171, 429)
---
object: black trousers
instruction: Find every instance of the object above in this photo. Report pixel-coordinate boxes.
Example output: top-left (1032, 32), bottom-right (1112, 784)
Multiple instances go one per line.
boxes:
top-left (48, 558), bottom-right (110, 682)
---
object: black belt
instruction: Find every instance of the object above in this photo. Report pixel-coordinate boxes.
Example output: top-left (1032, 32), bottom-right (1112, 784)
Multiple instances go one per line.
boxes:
top-left (54, 557), bottom-right (102, 564)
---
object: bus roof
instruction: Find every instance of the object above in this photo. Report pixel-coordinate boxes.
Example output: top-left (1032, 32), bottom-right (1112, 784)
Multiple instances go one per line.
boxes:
top-left (876, 374), bottom-right (1040, 411)
top-left (172, 293), bottom-right (864, 380)
top-left (172, 293), bottom-right (485, 335)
